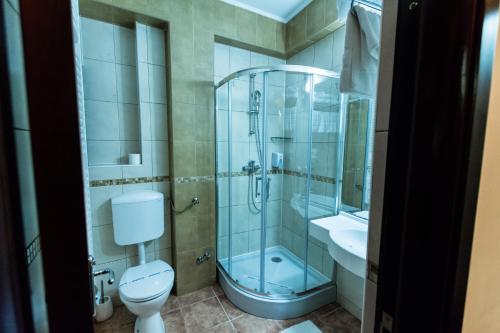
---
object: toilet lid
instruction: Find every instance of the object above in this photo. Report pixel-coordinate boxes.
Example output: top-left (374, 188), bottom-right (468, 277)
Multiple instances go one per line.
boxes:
top-left (119, 260), bottom-right (174, 302)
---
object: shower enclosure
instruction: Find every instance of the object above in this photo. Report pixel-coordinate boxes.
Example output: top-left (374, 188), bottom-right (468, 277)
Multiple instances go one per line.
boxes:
top-left (215, 65), bottom-right (344, 319)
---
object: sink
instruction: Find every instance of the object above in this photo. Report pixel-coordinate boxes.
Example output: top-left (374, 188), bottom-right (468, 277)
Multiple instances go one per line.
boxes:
top-left (310, 213), bottom-right (368, 278)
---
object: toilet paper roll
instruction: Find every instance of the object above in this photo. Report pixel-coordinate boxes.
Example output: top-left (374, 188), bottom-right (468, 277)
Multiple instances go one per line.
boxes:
top-left (128, 153), bottom-right (141, 165)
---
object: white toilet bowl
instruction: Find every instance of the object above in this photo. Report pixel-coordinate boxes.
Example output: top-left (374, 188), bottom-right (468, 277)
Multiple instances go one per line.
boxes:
top-left (119, 260), bottom-right (174, 333)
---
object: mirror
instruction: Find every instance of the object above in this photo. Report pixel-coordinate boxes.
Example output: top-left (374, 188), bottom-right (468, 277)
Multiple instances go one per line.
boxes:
top-left (340, 96), bottom-right (375, 216)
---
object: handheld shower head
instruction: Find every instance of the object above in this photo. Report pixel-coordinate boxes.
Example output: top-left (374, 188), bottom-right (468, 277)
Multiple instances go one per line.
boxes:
top-left (253, 90), bottom-right (261, 108)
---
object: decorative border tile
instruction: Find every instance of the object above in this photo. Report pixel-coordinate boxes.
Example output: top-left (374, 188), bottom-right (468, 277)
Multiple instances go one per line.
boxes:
top-left (283, 169), bottom-right (337, 184)
top-left (174, 175), bottom-right (215, 184)
top-left (216, 169), bottom-right (283, 178)
top-left (26, 235), bottom-right (41, 267)
top-left (215, 169), bottom-right (336, 184)
top-left (88, 168), bottom-right (334, 188)
top-left (90, 175), bottom-right (170, 187)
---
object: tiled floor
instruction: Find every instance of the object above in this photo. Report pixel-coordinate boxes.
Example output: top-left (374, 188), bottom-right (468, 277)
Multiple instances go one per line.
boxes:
top-left (94, 284), bottom-right (361, 333)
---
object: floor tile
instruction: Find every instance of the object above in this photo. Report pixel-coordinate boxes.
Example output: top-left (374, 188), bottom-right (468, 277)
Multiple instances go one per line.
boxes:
top-left (164, 308), bottom-right (187, 333)
top-left (95, 289), bottom-right (360, 333)
top-left (162, 294), bottom-right (181, 316)
top-left (212, 283), bottom-right (224, 296)
top-left (115, 322), bottom-right (134, 333)
top-left (202, 321), bottom-right (235, 332)
top-left (316, 308), bottom-right (361, 333)
top-left (311, 302), bottom-right (342, 318)
top-left (218, 294), bottom-right (245, 320)
top-left (182, 297), bottom-right (229, 332)
top-left (113, 305), bottom-right (135, 326)
top-left (231, 314), bottom-right (281, 333)
top-left (94, 320), bottom-right (113, 333)
top-left (178, 286), bottom-right (215, 307)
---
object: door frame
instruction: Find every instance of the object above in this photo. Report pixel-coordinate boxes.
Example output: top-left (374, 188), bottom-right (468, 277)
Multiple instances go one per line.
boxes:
top-left (376, 0), bottom-right (498, 332)
top-left (19, 0), bottom-right (94, 332)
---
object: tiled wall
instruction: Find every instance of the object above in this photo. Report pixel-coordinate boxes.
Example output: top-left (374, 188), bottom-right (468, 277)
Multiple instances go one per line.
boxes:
top-left (81, 17), bottom-right (168, 169)
top-left (286, 0), bottom-right (343, 57)
top-left (82, 18), bottom-right (139, 166)
top-left (2, 0), bottom-right (49, 331)
top-left (81, 17), bottom-right (172, 303)
top-left (214, 43), bottom-right (285, 260)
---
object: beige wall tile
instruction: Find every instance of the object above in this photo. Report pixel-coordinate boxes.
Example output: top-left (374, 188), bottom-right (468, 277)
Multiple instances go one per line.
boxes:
top-left (176, 248), bottom-right (216, 295)
top-left (171, 103), bottom-right (196, 142)
top-left (172, 142), bottom-right (196, 177)
top-left (287, 10), bottom-right (307, 51)
top-left (235, 7), bottom-right (257, 45)
top-left (306, 0), bottom-right (326, 37)
top-left (256, 16), bottom-right (277, 50)
top-left (325, 0), bottom-right (338, 23)
top-left (213, 0), bottom-right (236, 39)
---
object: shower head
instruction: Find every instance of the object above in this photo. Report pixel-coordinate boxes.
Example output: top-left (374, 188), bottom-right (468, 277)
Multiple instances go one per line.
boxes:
top-left (253, 90), bottom-right (262, 106)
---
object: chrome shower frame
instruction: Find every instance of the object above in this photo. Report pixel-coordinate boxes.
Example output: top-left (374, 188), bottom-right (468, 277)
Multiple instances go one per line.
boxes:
top-left (215, 65), bottom-right (342, 319)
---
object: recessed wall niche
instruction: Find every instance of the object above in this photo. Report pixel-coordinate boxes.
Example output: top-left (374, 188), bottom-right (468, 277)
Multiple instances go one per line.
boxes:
top-left (81, 12), bottom-right (167, 167)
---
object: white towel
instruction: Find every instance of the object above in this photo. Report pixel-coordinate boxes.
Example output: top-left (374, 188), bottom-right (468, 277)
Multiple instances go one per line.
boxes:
top-left (280, 320), bottom-right (322, 333)
top-left (340, 4), bottom-right (382, 98)
top-left (337, 0), bottom-right (352, 21)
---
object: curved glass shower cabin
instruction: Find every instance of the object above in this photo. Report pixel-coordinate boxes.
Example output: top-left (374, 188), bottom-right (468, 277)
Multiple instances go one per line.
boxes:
top-left (215, 65), bottom-right (343, 319)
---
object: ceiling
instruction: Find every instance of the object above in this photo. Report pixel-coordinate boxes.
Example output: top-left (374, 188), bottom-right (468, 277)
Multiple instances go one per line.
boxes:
top-left (220, 0), bottom-right (313, 23)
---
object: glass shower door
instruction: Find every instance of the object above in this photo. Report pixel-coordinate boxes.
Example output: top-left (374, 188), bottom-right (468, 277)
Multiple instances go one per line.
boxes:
top-left (306, 75), bottom-right (341, 288)
top-left (221, 72), bottom-right (266, 292)
top-left (217, 67), bottom-right (339, 299)
top-left (267, 72), bottom-right (312, 295)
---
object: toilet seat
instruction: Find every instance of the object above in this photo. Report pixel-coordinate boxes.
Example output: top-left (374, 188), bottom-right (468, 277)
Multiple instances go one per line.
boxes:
top-left (119, 260), bottom-right (174, 303)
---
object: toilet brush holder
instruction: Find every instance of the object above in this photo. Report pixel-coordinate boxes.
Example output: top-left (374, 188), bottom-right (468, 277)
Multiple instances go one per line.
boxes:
top-left (95, 296), bottom-right (113, 322)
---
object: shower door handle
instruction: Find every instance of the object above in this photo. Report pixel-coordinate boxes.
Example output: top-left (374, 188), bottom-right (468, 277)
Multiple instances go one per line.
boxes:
top-left (256, 177), bottom-right (261, 197)
top-left (255, 177), bottom-right (271, 201)
top-left (266, 177), bottom-right (271, 200)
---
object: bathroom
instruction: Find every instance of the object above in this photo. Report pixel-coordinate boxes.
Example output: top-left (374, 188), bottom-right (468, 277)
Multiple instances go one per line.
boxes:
top-left (3, 0), bottom-right (394, 332)
top-left (79, 0), bottom-right (385, 331)
top-left (5, 0), bottom-right (500, 332)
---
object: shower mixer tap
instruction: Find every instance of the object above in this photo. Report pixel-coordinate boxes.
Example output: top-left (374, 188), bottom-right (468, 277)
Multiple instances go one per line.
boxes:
top-left (243, 160), bottom-right (260, 174)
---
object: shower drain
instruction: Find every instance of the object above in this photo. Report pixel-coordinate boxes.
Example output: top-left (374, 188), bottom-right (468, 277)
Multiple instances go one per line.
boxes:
top-left (271, 256), bottom-right (282, 263)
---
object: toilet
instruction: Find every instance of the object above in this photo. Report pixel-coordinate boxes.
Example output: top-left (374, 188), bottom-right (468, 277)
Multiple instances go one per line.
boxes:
top-left (111, 190), bottom-right (174, 333)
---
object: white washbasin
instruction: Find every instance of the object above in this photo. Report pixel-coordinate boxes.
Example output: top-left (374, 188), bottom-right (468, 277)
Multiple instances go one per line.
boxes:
top-left (310, 213), bottom-right (368, 278)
